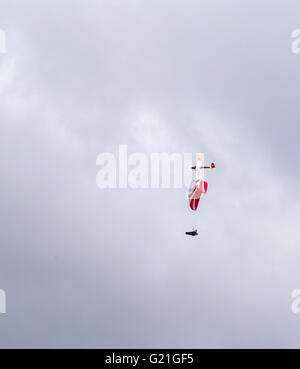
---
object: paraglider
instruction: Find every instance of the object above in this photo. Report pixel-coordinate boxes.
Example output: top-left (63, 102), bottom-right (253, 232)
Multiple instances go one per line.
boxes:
top-left (185, 158), bottom-right (215, 236)
top-left (188, 179), bottom-right (208, 211)
top-left (185, 229), bottom-right (198, 237)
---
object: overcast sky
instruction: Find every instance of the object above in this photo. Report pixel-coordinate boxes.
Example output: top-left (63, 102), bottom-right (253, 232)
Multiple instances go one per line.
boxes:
top-left (0, 0), bottom-right (300, 348)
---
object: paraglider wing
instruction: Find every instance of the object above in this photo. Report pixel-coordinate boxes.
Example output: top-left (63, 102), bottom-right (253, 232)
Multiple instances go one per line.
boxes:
top-left (188, 179), bottom-right (200, 199)
top-left (189, 180), bottom-right (208, 211)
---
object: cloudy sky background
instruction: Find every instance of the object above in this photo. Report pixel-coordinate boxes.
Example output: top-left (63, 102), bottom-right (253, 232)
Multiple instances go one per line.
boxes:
top-left (0, 0), bottom-right (300, 348)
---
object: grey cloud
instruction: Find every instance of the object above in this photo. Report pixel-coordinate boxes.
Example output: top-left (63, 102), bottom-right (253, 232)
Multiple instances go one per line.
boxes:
top-left (0, 0), bottom-right (300, 348)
